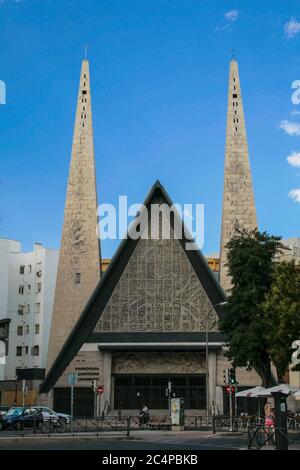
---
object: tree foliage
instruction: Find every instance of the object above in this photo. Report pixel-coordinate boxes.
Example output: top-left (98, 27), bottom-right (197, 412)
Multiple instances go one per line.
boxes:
top-left (219, 229), bottom-right (283, 387)
top-left (262, 261), bottom-right (300, 379)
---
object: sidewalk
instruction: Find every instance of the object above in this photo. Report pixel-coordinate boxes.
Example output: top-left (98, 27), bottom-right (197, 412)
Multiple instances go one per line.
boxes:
top-left (0, 429), bottom-right (213, 441)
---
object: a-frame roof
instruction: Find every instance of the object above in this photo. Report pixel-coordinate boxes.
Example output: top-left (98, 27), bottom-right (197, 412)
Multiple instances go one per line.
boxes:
top-left (40, 180), bottom-right (226, 393)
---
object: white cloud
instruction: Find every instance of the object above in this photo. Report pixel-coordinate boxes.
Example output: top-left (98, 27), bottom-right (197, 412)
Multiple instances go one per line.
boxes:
top-left (284, 18), bottom-right (300, 38)
top-left (279, 120), bottom-right (300, 136)
top-left (225, 10), bottom-right (239, 22)
top-left (289, 189), bottom-right (300, 203)
top-left (287, 151), bottom-right (300, 167)
top-left (291, 110), bottom-right (300, 116)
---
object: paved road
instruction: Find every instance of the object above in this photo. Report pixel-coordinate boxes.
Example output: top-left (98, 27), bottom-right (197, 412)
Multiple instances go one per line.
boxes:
top-left (0, 431), bottom-right (248, 450)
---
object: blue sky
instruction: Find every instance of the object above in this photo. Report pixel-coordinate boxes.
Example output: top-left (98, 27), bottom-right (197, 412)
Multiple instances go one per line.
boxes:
top-left (1, 0), bottom-right (300, 258)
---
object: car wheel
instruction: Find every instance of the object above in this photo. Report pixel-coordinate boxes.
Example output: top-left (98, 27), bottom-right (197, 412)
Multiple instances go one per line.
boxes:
top-left (16, 422), bottom-right (23, 431)
top-left (0, 421), bottom-right (3, 431)
top-left (57, 419), bottom-right (66, 433)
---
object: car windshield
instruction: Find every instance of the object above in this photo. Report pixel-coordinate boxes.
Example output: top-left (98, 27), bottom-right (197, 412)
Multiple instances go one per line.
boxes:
top-left (6, 408), bottom-right (23, 417)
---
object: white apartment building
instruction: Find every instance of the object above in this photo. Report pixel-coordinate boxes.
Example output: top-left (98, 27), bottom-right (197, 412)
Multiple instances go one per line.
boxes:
top-left (0, 239), bottom-right (58, 386)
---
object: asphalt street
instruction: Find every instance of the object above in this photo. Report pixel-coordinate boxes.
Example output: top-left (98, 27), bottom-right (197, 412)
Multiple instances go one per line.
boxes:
top-left (0, 431), bottom-right (248, 450)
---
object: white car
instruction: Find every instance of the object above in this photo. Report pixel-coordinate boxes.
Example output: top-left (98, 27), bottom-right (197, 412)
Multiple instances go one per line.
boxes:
top-left (34, 407), bottom-right (71, 424)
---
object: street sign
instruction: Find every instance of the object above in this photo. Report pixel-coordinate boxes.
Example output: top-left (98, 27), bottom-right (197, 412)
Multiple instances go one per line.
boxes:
top-left (67, 372), bottom-right (78, 386)
top-left (97, 385), bottom-right (104, 395)
top-left (226, 385), bottom-right (235, 395)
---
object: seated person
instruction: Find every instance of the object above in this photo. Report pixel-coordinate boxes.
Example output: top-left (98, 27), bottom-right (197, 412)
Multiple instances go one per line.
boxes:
top-left (138, 405), bottom-right (150, 426)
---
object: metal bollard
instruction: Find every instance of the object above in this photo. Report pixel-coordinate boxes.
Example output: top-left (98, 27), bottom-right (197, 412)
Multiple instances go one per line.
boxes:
top-left (126, 416), bottom-right (130, 437)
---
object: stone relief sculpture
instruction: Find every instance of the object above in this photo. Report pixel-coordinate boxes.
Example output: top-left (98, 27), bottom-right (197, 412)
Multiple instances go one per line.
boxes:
top-left (112, 352), bottom-right (206, 374)
top-left (95, 220), bottom-right (218, 334)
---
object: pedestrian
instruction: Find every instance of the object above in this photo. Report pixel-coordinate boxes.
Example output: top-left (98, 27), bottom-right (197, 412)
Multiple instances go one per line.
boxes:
top-left (264, 402), bottom-right (275, 445)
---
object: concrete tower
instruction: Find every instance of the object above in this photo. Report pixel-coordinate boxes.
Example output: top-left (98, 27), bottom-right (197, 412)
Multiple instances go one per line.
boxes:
top-left (220, 59), bottom-right (257, 291)
top-left (46, 59), bottom-right (101, 372)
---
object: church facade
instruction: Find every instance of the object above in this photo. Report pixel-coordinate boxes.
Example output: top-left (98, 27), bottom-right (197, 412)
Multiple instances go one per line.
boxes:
top-left (38, 57), bottom-right (263, 416)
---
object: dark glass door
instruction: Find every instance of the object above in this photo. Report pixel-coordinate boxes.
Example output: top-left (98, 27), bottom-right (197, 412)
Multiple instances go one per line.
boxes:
top-left (114, 374), bottom-right (206, 410)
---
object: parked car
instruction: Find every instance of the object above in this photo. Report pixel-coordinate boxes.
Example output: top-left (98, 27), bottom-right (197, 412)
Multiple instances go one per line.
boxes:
top-left (2, 407), bottom-right (44, 430)
top-left (34, 406), bottom-right (71, 424)
top-left (0, 406), bottom-right (13, 430)
top-left (0, 406), bottom-right (12, 418)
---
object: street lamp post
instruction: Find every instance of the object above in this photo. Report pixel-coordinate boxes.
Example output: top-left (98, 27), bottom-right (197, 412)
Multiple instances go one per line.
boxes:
top-left (205, 301), bottom-right (228, 425)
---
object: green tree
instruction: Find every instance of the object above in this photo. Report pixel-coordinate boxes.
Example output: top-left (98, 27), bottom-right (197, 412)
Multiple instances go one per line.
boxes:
top-left (262, 261), bottom-right (300, 380)
top-left (219, 229), bottom-right (283, 387)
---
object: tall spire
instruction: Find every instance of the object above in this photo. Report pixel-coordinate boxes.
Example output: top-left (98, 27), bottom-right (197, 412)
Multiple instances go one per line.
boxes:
top-left (220, 59), bottom-right (257, 291)
top-left (46, 60), bottom-right (101, 371)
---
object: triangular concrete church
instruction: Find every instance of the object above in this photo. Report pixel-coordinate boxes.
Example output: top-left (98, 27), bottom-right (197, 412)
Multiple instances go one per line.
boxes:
top-left (39, 58), bottom-right (263, 417)
top-left (40, 181), bottom-right (227, 415)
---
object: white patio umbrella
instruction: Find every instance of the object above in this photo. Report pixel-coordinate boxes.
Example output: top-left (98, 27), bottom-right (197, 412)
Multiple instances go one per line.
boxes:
top-left (235, 386), bottom-right (266, 398)
top-left (256, 384), bottom-right (298, 397)
top-left (235, 386), bottom-right (266, 416)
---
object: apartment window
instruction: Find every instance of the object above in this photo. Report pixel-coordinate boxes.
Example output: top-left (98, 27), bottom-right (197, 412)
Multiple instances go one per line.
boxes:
top-left (17, 326), bottom-right (23, 336)
top-left (25, 346), bottom-right (28, 354)
top-left (27, 284), bottom-right (31, 293)
top-left (32, 345), bottom-right (39, 356)
top-left (19, 285), bottom-right (24, 295)
top-left (18, 305), bottom-right (24, 315)
top-left (36, 303), bottom-right (41, 314)
top-left (36, 270), bottom-right (42, 278)
top-left (36, 282), bottom-right (41, 293)
top-left (75, 273), bottom-right (81, 284)
top-left (26, 304), bottom-right (30, 314)
top-left (25, 325), bottom-right (29, 334)
top-left (35, 324), bottom-right (40, 334)
top-left (82, 90), bottom-right (87, 94)
top-left (28, 265), bottom-right (32, 273)
top-left (16, 346), bottom-right (22, 357)
top-left (20, 265), bottom-right (25, 275)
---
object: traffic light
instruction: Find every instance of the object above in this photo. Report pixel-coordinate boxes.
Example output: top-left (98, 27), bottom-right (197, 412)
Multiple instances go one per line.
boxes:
top-left (223, 368), bottom-right (229, 384)
top-left (228, 368), bottom-right (236, 385)
top-left (226, 385), bottom-right (235, 395)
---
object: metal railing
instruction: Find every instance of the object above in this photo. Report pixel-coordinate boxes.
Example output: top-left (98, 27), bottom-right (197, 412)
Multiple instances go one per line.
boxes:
top-left (0, 413), bottom-right (252, 437)
top-left (247, 424), bottom-right (300, 450)
top-left (212, 415), bottom-right (241, 433)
